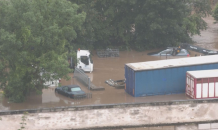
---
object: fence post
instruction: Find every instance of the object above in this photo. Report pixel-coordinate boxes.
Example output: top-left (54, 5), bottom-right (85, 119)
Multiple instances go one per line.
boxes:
top-left (88, 77), bottom-right (90, 90)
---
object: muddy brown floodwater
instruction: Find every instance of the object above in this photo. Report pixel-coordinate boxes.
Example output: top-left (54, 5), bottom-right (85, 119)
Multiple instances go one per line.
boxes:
top-left (1, 15), bottom-right (218, 111)
top-left (0, 50), bottom-right (194, 111)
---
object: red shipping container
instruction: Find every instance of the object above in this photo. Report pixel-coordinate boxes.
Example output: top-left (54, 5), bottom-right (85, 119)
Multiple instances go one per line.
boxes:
top-left (186, 69), bottom-right (218, 99)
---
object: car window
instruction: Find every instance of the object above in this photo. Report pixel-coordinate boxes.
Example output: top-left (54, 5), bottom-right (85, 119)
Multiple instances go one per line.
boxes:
top-left (178, 50), bottom-right (186, 54)
top-left (71, 87), bottom-right (81, 92)
top-left (80, 56), bottom-right (89, 65)
top-left (160, 49), bottom-right (172, 54)
top-left (62, 86), bottom-right (68, 91)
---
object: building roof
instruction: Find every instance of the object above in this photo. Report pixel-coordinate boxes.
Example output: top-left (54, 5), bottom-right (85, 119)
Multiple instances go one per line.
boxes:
top-left (126, 55), bottom-right (218, 71)
top-left (187, 69), bottom-right (218, 78)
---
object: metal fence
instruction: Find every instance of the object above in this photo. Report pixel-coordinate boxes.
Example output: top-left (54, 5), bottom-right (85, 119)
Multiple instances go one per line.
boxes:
top-left (97, 48), bottom-right (119, 58)
top-left (74, 67), bottom-right (91, 89)
top-left (74, 67), bottom-right (105, 90)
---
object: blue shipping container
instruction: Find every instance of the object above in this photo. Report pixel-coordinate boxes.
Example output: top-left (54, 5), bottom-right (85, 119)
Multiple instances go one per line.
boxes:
top-left (125, 55), bottom-right (218, 97)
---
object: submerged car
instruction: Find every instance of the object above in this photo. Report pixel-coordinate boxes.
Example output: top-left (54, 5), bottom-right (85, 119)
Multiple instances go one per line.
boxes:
top-left (147, 47), bottom-right (190, 56)
top-left (55, 85), bottom-right (86, 99)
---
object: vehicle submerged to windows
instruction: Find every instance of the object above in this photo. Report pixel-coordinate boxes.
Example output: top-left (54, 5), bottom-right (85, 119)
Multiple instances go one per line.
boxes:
top-left (55, 85), bottom-right (86, 99)
top-left (147, 47), bottom-right (190, 57)
top-left (77, 49), bottom-right (93, 72)
top-left (68, 49), bottom-right (93, 73)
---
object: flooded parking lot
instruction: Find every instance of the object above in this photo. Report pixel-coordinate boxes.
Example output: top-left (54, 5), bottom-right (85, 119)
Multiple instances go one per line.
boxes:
top-left (1, 15), bottom-right (218, 111)
top-left (0, 50), bottom-right (193, 111)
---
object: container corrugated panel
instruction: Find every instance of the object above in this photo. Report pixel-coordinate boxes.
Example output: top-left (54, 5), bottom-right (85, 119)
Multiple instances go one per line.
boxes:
top-left (125, 66), bottom-right (135, 96)
top-left (125, 55), bottom-right (218, 97)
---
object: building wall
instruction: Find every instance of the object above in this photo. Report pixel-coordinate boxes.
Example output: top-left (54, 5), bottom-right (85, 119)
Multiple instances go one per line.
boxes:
top-left (125, 63), bottom-right (218, 97)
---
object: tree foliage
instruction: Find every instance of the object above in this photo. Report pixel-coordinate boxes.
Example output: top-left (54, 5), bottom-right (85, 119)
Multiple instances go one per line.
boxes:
top-left (0, 0), bottom-right (85, 102)
top-left (0, 0), bottom-right (212, 102)
top-left (213, 0), bottom-right (218, 22)
top-left (71, 0), bottom-right (212, 50)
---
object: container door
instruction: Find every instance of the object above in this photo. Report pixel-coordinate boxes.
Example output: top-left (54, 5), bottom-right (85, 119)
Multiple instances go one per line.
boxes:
top-left (186, 75), bottom-right (191, 96)
top-left (216, 78), bottom-right (218, 97)
top-left (186, 75), bottom-right (195, 98)
top-left (125, 66), bottom-right (129, 93)
top-left (125, 66), bottom-right (135, 96)
top-left (202, 78), bottom-right (208, 98)
top-left (209, 78), bottom-right (215, 98)
top-left (196, 83), bottom-right (202, 99)
top-left (190, 77), bottom-right (194, 98)
top-left (129, 68), bottom-right (135, 96)
top-left (195, 79), bottom-right (201, 99)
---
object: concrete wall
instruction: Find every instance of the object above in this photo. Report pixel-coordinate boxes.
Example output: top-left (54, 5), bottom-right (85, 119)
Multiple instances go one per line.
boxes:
top-left (1, 98), bottom-right (218, 116)
top-left (1, 99), bottom-right (218, 129)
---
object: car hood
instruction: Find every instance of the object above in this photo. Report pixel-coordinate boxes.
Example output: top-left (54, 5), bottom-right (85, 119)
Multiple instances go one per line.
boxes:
top-left (70, 91), bottom-right (86, 95)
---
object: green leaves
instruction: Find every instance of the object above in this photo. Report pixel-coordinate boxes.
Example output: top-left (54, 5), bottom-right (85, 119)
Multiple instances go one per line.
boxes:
top-left (70, 0), bottom-right (212, 50)
top-left (0, 0), bottom-right (212, 102)
top-left (213, 2), bottom-right (218, 22)
top-left (0, 0), bottom-right (85, 102)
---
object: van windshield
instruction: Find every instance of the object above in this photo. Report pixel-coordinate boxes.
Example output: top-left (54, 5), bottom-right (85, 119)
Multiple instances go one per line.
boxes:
top-left (80, 56), bottom-right (89, 65)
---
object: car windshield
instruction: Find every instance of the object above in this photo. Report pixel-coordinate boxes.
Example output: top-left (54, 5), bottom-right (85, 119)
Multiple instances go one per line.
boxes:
top-left (158, 49), bottom-right (172, 54)
top-left (155, 48), bottom-right (171, 53)
top-left (71, 87), bottom-right (81, 92)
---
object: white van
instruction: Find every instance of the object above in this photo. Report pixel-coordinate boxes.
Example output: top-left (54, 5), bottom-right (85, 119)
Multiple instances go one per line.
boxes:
top-left (76, 49), bottom-right (93, 73)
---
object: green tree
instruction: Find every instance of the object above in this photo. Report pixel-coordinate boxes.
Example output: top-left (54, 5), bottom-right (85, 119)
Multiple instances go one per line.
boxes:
top-left (70, 0), bottom-right (137, 50)
top-left (183, 0), bottom-right (211, 36)
top-left (69, 0), bottom-right (99, 50)
top-left (213, 0), bottom-right (218, 22)
top-left (0, 0), bottom-right (85, 102)
top-left (70, 0), bottom-right (212, 50)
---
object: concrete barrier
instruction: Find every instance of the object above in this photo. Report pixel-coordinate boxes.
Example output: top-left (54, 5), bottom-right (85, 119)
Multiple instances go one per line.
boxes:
top-left (1, 98), bottom-right (218, 116)
top-left (71, 121), bottom-right (218, 130)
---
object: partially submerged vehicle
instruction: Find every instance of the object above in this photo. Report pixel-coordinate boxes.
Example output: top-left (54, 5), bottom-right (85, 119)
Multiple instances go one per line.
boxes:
top-left (77, 49), bottom-right (93, 72)
top-left (69, 49), bottom-right (93, 73)
top-left (180, 43), bottom-right (218, 55)
top-left (55, 85), bottom-right (89, 99)
top-left (43, 79), bottom-right (60, 87)
top-left (97, 48), bottom-right (119, 58)
top-left (39, 72), bottom-right (60, 87)
top-left (147, 47), bottom-right (190, 57)
top-left (105, 79), bottom-right (125, 89)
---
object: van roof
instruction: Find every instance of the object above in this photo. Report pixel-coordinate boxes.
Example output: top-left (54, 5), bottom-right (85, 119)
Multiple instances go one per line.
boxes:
top-left (77, 50), bottom-right (90, 55)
